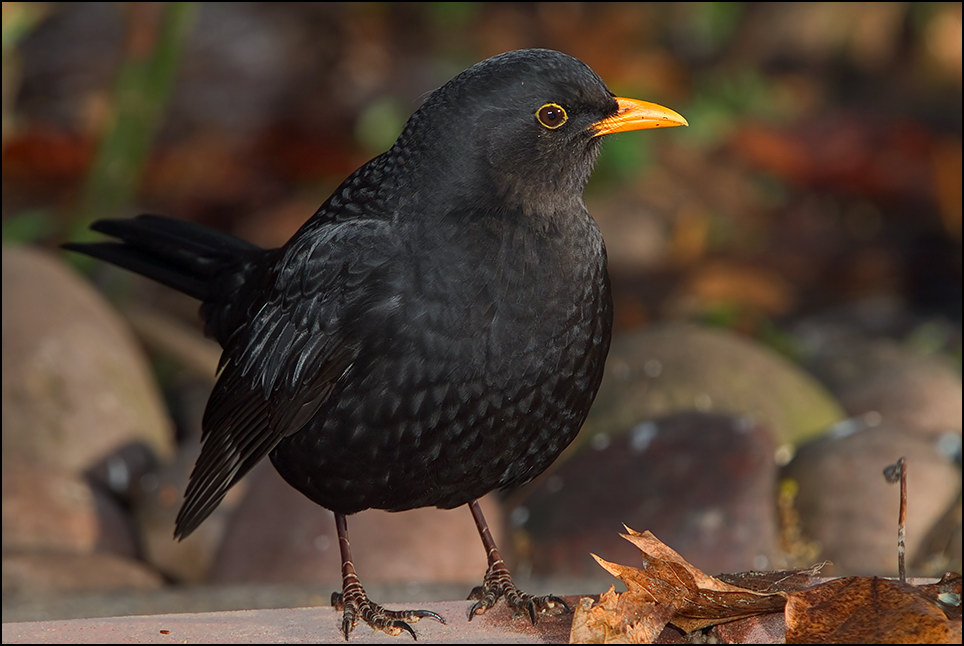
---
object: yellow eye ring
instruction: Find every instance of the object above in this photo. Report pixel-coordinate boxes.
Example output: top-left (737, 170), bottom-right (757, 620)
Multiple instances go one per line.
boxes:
top-left (536, 103), bottom-right (568, 129)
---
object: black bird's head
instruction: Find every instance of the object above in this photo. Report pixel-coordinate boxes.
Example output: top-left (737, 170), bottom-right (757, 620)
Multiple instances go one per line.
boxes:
top-left (388, 49), bottom-right (687, 218)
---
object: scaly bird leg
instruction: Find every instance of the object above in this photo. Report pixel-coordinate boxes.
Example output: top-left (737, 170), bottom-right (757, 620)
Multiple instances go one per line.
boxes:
top-left (331, 513), bottom-right (445, 640)
top-left (465, 499), bottom-right (571, 623)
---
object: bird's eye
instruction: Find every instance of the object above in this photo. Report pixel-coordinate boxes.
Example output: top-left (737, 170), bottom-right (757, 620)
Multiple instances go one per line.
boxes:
top-left (536, 103), bottom-right (568, 129)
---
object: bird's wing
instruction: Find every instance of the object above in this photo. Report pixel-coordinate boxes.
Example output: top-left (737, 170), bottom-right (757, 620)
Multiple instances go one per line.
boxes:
top-left (174, 218), bottom-right (396, 538)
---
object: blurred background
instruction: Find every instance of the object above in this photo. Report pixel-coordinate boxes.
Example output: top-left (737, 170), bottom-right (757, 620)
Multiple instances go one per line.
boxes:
top-left (3, 2), bottom-right (961, 623)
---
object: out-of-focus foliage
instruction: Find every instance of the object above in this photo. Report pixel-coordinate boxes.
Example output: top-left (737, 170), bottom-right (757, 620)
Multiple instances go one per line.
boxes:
top-left (1, 2), bottom-right (960, 345)
top-left (72, 3), bottom-right (196, 242)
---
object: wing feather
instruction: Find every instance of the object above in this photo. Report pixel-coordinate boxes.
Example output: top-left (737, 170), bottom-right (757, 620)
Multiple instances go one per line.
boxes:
top-left (173, 219), bottom-right (396, 539)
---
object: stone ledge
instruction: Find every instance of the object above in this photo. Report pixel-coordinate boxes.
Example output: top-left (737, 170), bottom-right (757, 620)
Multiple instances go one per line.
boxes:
top-left (2, 598), bottom-right (575, 644)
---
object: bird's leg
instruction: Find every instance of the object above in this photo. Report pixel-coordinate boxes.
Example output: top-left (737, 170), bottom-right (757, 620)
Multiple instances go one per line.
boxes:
top-left (465, 499), bottom-right (571, 623)
top-left (330, 513), bottom-right (445, 640)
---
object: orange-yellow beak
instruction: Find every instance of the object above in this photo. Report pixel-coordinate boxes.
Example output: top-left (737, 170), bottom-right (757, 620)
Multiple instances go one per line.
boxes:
top-left (591, 97), bottom-right (688, 137)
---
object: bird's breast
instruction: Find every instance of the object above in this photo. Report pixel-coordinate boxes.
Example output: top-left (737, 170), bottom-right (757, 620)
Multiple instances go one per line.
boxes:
top-left (271, 211), bottom-right (612, 513)
top-left (402, 213), bottom-right (608, 366)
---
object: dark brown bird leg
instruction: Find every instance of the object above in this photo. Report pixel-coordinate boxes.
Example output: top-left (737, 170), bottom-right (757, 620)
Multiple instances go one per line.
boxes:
top-left (331, 513), bottom-right (445, 639)
top-left (466, 499), bottom-right (571, 623)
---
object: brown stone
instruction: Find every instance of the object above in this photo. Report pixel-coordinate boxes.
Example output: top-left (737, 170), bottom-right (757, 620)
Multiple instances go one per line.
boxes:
top-left (580, 324), bottom-right (844, 455)
top-left (781, 421), bottom-right (961, 576)
top-left (511, 412), bottom-right (781, 580)
top-left (2, 459), bottom-right (136, 557)
top-left (804, 335), bottom-right (962, 435)
top-left (1, 551), bottom-right (163, 595)
top-left (209, 461), bottom-right (504, 586)
top-left (134, 446), bottom-right (247, 584)
top-left (1, 246), bottom-right (174, 473)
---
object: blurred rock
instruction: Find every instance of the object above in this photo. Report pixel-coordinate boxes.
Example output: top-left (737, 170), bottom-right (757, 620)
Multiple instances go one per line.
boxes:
top-left (1, 551), bottom-right (163, 595)
top-left (210, 461), bottom-right (503, 586)
top-left (915, 489), bottom-right (962, 575)
top-left (798, 332), bottom-right (962, 436)
top-left (781, 420), bottom-right (961, 577)
top-left (1, 245), bottom-right (174, 473)
top-left (579, 324), bottom-right (845, 454)
top-left (791, 296), bottom-right (936, 341)
top-left (134, 444), bottom-right (246, 584)
top-left (84, 440), bottom-right (160, 505)
top-left (712, 612), bottom-right (787, 644)
top-left (511, 412), bottom-right (781, 580)
top-left (1, 460), bottom-right (136, 558)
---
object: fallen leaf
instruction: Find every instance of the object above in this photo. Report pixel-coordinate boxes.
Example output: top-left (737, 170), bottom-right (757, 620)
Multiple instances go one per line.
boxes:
top-left (610, 528), bottom-right (787, 632)
top-left (785, 575), bottom-right (963, 644)
top-left (577, 529), bottom-right (961, 643)
top-left (569, 586), bottom-right (674, 644)
top-left (716, 562), bottom-right (830, 594)
top-left (711, 611), bottom-right (789, 644)
top-left (915, 571), bottom-right (963, 621)
top-left (581, 528), bottom-right (787, 642)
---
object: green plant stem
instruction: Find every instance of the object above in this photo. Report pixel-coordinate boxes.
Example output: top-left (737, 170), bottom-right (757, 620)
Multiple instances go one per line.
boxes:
top-left (71, 2), bottom-right (197, 242)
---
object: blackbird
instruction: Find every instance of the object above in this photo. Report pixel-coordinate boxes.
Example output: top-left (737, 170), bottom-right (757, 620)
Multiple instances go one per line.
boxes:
top-left (65, 48), bottom-right (687, 639)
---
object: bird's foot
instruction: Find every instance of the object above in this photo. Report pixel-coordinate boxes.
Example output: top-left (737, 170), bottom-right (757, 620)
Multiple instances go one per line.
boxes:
top-left (466, 560), bottom-right (571, 623)
top-left (332, 588), bottom-right (445, 640)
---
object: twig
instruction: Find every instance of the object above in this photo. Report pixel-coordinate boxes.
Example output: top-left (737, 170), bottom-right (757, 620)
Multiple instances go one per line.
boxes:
top-left (882, 457), bottom-right (906, 583)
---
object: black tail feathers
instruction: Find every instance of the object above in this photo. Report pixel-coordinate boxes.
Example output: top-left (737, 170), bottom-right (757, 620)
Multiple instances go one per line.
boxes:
top-left (64, 215), bottom-right (264, 344)
top-left (64, 215), bottom-right (260, 302)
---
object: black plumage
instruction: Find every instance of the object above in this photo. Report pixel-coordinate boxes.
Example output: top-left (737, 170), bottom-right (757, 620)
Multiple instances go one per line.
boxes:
top-left (65, 48), bottom-right (686, 639)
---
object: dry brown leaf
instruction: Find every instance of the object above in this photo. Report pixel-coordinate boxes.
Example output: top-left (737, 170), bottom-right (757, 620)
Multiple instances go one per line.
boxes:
top-left (584, 528), bottom-right (786, 641)
top-left (785, 575), bottom-right (963, 644)
top-left (614, 528), bottom-right (786, 632)
top-left (569, 588), bottom-right (624, 645)
top-left (569, 586), bottom-right (674, 644)
top-left (576, 529), bottom-right (962, 643)
top-left (717, 563), bottom-right (830, 594)
top-left (915, 571), bottom-right (963, 621)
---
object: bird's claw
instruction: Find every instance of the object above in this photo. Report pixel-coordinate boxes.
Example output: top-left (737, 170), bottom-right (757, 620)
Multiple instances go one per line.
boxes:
top-left (332, 590), bottom-right (445, 640)
top-left (466, 563), bottom-right (571, 623)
